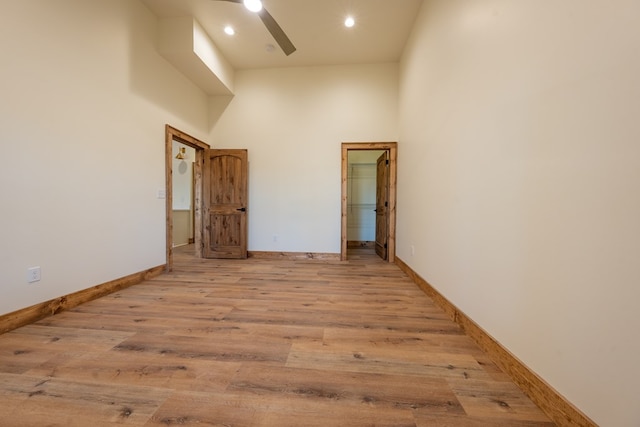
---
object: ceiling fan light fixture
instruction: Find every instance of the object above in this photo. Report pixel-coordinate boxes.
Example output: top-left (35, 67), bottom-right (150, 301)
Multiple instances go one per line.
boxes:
top-left (243, 0), bottom-right (263, 13)
top-left (345, 16), bottom-right (355, 28)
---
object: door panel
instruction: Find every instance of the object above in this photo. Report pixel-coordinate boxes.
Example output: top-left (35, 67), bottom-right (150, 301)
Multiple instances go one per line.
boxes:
top-left (203, 149), bottom-right (248, 259)
top-left (375, 151), bottom-right (389, 260)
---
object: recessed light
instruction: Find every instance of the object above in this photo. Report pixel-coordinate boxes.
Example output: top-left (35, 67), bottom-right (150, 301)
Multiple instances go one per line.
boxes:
top-left (224, 26), bottom-right (235, 36)
top-left (345, 16), bottom-right (355, 28)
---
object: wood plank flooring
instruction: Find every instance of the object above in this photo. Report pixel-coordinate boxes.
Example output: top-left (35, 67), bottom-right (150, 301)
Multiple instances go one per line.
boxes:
top-left (0, 246), bottom-right (555, 426)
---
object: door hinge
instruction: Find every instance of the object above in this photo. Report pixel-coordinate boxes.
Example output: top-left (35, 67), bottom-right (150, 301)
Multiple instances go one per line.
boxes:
top-left (386, 159), bottom-right (389, 165)
top-left (385, 201), bottom-right (388, 207)
top-left (384, 243), bottom-right (388, 249)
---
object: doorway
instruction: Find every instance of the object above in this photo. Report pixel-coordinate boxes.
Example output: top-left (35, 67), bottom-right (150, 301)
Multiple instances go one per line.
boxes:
top-left (345, 150), bottom-right (385, 256)
top-left (171, 141), bottom-right (195, 248)
top-left (341, 142), bottom-right (397, 262)
top-left (165, 125), bottom-right (209, 272)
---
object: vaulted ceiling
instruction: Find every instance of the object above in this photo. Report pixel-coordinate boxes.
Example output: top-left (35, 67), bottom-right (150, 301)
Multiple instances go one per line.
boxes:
top-left (142, 0), bottom-right (423, 70)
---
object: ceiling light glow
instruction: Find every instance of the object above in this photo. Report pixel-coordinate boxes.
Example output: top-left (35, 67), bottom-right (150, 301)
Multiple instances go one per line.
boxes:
top-left (345, 16), bottom-right (355, 28)
top-left (243, 0), bottom-right (263, 13)
top-left (224, 26), bottom-right (235, 35)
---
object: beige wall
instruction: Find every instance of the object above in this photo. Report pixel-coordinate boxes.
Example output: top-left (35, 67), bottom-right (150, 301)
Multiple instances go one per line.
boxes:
top-left (398, 1), bottom-right (640, 426)
top-left (210, 64), bottom-right (399, 253)
top-left (172, 211), bottom-right (192, 247)
top-left (0, 0), bottom-right (209, 315)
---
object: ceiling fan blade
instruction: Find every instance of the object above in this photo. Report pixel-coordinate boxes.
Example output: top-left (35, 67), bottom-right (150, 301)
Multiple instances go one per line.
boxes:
top-left (258, 7), bottom-right (296, 56)
top-left (212, 0), bottom-right (296, 56)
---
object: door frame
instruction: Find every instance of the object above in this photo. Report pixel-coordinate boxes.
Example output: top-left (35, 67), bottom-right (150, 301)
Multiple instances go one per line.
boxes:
top-left (341, 142), bottom-right (397, 262)
top-left (165, 125), bottom-right (210, 272)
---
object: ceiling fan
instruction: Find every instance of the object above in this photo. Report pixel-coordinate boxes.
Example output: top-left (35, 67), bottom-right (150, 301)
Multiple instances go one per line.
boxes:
top-left (215, 0), bottom-right (296, 56)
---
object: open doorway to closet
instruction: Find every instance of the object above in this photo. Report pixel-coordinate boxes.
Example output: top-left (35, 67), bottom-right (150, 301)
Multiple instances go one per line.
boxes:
top-left (341, 142), bottom-right (397, 262)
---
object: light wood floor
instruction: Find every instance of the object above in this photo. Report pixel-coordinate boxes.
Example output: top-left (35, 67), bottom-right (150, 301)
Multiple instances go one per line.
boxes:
top-left (0, 246), bottom-right (554, 426)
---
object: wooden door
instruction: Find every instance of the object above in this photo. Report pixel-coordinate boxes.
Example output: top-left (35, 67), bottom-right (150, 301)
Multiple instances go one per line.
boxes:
top-left (375, 151), bottom-right (389, 260)
top-left (203, 149), bottom-right (248, 259)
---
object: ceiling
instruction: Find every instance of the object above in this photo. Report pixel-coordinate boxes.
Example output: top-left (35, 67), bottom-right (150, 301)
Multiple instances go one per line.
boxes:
top-left (142, 0), bottom-right (424, 70)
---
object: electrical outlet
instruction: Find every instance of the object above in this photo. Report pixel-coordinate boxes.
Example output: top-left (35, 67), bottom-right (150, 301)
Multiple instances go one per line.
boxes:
top-left (411, 245), bottom-right (415, 256)
top-left (27, 266), bottom-right (41, 283)
top-left (273, 234), bottom-right (278, 243)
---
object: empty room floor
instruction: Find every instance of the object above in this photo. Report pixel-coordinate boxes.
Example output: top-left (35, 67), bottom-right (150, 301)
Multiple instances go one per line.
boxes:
top-left (0, 246), bottom-right (554, 426)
